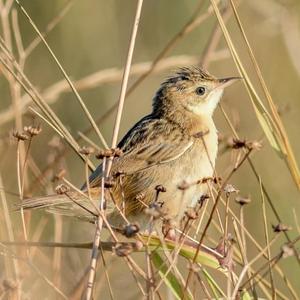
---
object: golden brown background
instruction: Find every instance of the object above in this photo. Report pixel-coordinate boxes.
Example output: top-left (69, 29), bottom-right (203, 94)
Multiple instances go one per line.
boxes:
top-left (0, 0), bottom-right (300, 299)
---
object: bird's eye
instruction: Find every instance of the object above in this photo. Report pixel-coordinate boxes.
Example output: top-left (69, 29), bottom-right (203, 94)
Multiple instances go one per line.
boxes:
top-left (195, 86), bottom-right (206, 96)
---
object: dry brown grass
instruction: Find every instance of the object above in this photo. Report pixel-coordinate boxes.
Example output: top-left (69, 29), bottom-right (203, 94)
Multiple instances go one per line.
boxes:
top-left (0, 0), bottom-right (299, 299)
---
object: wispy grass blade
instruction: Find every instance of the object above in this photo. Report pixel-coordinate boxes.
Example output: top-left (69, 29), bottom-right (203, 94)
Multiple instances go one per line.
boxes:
top-left (202, 268), bottom-right (226, 298)
top-left (229, 0), bottom-right (300, 189)
top-left (0, 51), bottom-right (95, 171)
top-left (151, 250), bottom-right (192, 300)
top-left (14, 0), bottom-right (108, 149)
top-left (210, 0), bottom-right (300, 189)
top-left (141, 235), bottom-right (220, 269)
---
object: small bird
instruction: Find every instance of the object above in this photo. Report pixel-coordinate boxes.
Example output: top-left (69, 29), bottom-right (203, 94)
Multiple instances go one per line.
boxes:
top-left (22, 67), bottom-right (240, 233)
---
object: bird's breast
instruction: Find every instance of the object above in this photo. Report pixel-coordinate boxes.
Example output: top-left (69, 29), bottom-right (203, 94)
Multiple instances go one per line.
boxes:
top-left (186, 127), bottom-right (218, 175)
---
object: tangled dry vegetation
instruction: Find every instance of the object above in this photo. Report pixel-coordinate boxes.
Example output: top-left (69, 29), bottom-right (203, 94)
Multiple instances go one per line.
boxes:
top-left (0, 0), bottom-right (300, 299)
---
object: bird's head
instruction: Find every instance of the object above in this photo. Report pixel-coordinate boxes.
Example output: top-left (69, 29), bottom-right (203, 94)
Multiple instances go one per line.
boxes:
top-left (152, 66), bottom-right (241, 118)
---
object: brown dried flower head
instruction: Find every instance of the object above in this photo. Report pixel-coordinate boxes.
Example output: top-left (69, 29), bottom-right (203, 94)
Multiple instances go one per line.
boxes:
top-left (198, 193), bottom-right (210, 206)
top-left (113, 170), bottom-right (125, 178)
top-left (272, 223), bottom-right (291, 233)
top-left (185, 208), bottom-right (198, 220)
top-left (227, 137), bottom-right (262, 151)
top-left (177, 180), bottom-right (190, 190)
top-left (113, 243), bottom-right (134, 257)
top-left (104, 178), bottom-right (116, 188)
top-left (246, 140), bottom-right (263, 151)
top-left (155, 184), bottom-right (167, 193)
top-left (122, 223), bottom-right (140, 238)
top-left (12, 130), bottom-right (29, 141)
top-left (235, 195), bottom-right (251, 206)
top-left (95, 148), bottom-right (123, 159)
top-left (281, 244), bottom-right (294, 258)
top-left (224, 184), bottom-right (239, 196)
top-left (79, 146), bottom-right (95, 156)
top-left (24, 125), bottom-right (42, 137)
top-left (55, 184), bottom-right (70, 195)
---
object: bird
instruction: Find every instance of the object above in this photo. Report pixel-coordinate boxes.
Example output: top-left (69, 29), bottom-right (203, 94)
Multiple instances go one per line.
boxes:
top-left (21, 66), bottom-right (240, 234)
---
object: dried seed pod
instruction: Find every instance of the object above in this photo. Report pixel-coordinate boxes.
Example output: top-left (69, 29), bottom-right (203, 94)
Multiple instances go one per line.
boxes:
top-left (114, 170), bottom-right (125, 177)
top-left (113, 243), bottom-right (133, 257)
top-left (104, 178), bottom-right (116, 188)
top-left (185, 208), bottom-right (198, 220)
top-left (162, 219), bottom-right (176, 238)
top-left (123, 223), bottom-right (140, 238)
top-left (198, 193), bottom-right (210, 206)
top-left (272, 223), bottom-right (291, 233)
top-left (134, 240), bottom-right (144, 251)
top-left (79, 146), bottom-right (94, 155)
top-left (200, 176), bottom-right (212, 184)
top-left (55, 184), bottom-right (70, 194)
top-left (24, 125), bottom-right (42, 137)
top-left (218, 246), bottom-right (235, 271)
top-left (235, 196), bottom-right (251, 206)
top-left (178, 180), bottom-right (190, 190)
top-left (227, 137), bottom-right (262, 151)
top-left (281, 244), bottom-right (294, 258)
top-left (213, 176), bottom-right (222, 184)
top-left (95, 148), bottom-right (122, 159)
top-left (12, 130), bottom-right (29, 141)
top-left (155, 185), bottom-right (166, 193)
top-left (113, 148), bottom-right (123, 157)
top-left (246, 140), bottom-right (262, 151)
top-left (95, 149), bottom-right (113, 159)
top-left (224, 184), bottom-right (239, 195)
top-left (229, 138), bottom-right (247, 149)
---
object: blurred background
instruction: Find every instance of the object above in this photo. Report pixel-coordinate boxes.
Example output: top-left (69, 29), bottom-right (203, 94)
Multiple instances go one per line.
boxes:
top-left (0, 0), bottom-right (300, 298)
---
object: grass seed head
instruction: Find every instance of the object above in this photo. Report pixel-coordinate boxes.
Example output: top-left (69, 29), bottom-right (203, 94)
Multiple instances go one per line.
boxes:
top-left (272, 223), bottom-right (291, 233)
top-left (123, 223), bottom-right (140, 238)
top-left (55, 184), bottom-right (70, 194)
top-left (24, 125), bottom-right (42, 137)
top-left (12, 130), bottom-right (29, 141)
top-left (113, 243), bottom-right (133, 257)
top-left (79, 146), bottom-right (95, 155)
top-left (235, 195), bottom-right (251, 206)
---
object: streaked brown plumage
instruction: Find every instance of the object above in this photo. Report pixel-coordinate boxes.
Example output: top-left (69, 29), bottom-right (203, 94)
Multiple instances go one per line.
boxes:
top-left (22, 67), bottom-right (240, 231)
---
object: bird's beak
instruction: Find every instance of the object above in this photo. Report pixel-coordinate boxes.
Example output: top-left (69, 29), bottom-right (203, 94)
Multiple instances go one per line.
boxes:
top-left (217, 76), bottom-right (243, 89)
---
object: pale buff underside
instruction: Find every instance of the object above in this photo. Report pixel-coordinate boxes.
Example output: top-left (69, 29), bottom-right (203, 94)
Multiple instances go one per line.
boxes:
top-left (112, 121), bottom-right (218, 230)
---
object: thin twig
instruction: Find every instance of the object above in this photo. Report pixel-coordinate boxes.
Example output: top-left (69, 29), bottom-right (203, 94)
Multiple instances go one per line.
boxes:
top-left (15, 0), bottom-right (108, 149)
top-left (259, 177), bottom-right (276, 299)
top-left (86, 1), bottom-right (144, 298)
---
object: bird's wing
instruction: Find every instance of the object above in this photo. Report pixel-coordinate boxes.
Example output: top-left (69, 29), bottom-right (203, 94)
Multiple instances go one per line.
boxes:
top-left (88, 115), bottom-right (194, 188)
top-left (20, 116), bottom-right (194, 224)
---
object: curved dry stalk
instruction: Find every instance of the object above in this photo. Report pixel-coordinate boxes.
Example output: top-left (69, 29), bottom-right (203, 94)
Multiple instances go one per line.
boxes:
top-left (86, 1), bottom-right (144, 299)
top-left (229, 0), bottom-right (300, 189)
top-left (14, 0), bottom-right (108, 149)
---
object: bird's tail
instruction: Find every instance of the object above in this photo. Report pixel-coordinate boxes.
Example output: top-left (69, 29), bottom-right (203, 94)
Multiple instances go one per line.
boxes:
top-left (19, 189), bottom-right (106, 222)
